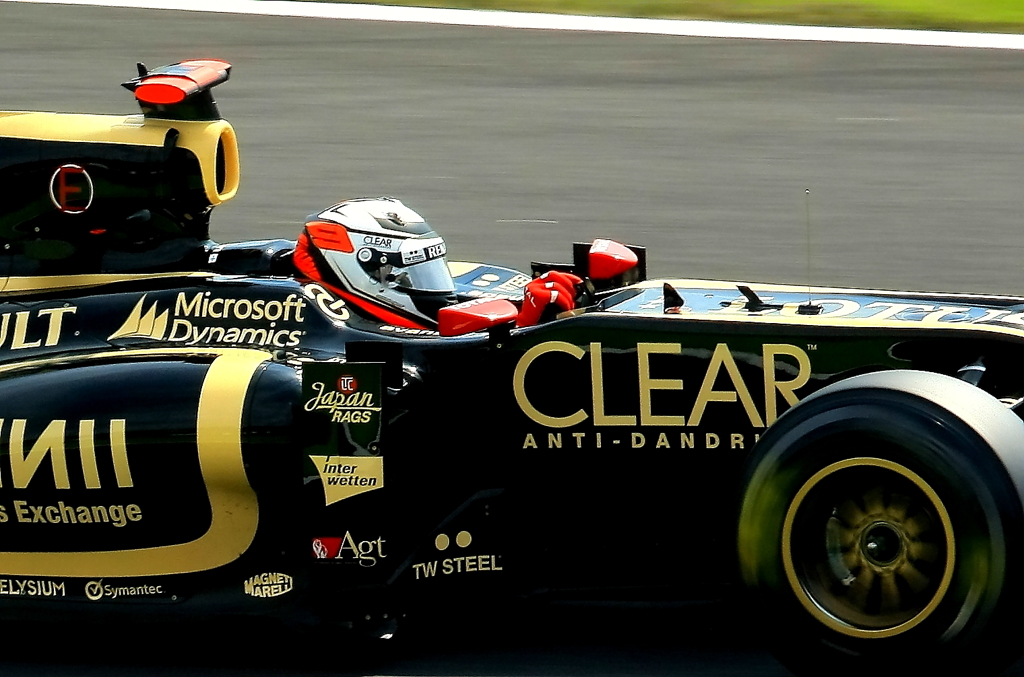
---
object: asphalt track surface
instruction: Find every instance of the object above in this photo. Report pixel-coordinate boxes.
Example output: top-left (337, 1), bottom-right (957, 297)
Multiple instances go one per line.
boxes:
top-left (4, 3), bottom-right (1024, 675)
top-left (5, 2), bottom-right (1024, 295)
top-left (0, 607), bottom-right (793, 677)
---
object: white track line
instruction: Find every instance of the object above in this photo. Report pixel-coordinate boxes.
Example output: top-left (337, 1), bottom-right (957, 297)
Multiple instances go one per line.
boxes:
top-left (3, 0), bottom-right (1024, 49)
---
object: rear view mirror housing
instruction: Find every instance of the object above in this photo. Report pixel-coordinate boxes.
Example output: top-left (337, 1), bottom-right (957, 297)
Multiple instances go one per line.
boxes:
top-left (530, 240), bottom-right (646, 286)
top-left (574, 240), bottom-right (645, 291)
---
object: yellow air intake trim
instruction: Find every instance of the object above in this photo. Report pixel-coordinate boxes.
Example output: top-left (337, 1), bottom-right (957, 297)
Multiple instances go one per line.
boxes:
top-left (0, 111), bottom-right (240, 206)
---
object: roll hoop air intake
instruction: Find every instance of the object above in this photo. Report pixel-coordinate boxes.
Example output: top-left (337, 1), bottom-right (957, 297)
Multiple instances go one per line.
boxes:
top-left (0, 59), bottom-right (240, 276)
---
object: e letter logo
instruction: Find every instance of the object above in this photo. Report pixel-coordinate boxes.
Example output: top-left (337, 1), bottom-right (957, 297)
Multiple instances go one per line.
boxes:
top-left (49, 164), bottom-right (94, 214)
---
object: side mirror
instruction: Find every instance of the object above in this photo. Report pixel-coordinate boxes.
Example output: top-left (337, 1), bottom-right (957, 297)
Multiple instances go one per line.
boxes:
top-left (438, 298), bottom-right (518, 337)
top-left (588, 239), bottom-right (638, 281)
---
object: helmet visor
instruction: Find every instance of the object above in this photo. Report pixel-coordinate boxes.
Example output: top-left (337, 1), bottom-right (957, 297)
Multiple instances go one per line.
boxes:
top-left (342, 233), bottom-right (456, 294)
top-left (394, 257), bottom-right (455, 293)
top-left (389, 236), bottom-right (454, 293)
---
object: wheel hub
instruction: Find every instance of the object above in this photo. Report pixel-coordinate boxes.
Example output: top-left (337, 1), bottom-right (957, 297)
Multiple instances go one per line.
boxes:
top-left (782, 458), bottom-right (955, 638)
top-left (861, 522), bottom-right (903, 567)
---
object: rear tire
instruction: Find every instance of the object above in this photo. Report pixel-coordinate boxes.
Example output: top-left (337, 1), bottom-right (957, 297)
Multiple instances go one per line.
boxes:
top-left (738, 370), bottom-right (1024, 677)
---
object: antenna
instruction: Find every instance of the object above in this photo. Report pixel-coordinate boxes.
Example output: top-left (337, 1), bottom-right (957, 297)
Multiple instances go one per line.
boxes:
top-left (805, 188), bottom-right (811, 304)
top-left (797, 188), bottom-right (821, 315)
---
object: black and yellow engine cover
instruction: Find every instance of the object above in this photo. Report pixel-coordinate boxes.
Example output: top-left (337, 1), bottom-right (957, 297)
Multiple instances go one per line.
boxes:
top-left (0, 61), bottom-right (239, 277)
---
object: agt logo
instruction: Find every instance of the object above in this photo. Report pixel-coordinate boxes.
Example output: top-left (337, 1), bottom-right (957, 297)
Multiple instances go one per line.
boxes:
top-left (311, 532), bottom-right (386, 567)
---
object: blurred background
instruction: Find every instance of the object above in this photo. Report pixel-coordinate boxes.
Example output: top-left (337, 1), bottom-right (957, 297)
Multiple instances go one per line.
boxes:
top-left (338, 0), bottom-right (1024, 32)
top-left (1, 1), bottom-right (1023, 295)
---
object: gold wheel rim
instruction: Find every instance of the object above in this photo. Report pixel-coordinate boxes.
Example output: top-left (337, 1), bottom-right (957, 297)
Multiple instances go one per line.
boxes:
top-left (781, 457), bottom-right (956, 639)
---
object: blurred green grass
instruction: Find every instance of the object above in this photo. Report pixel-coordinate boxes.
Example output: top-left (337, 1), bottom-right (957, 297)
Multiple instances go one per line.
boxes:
top-left (332, 1), bottom-right (1024, 32)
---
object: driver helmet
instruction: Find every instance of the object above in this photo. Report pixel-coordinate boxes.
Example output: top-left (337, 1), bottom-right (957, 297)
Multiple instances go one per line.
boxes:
top-left (293, 197), bottom-right (456, 327)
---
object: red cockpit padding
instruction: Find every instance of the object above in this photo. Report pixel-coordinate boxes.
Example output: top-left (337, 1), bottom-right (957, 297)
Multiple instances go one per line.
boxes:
top-left (438, 298), bottom-right (519, 336)
top-left (333, 288), bottom-right (430, 330)
top-left (516, 271), bottom-right (583, 327)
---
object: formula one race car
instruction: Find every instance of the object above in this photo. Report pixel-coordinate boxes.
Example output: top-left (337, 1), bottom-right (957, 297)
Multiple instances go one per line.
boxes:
top-left (3, 60), bottom-right (1024, 677)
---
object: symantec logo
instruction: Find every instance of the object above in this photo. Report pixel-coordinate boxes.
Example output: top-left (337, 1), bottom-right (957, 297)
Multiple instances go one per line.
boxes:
top-left (85, 579), bottom-right (164, 601)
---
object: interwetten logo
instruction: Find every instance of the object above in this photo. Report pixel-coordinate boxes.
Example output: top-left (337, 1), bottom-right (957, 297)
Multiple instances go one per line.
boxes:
top-left (308, 456), bottom-right (384, 506)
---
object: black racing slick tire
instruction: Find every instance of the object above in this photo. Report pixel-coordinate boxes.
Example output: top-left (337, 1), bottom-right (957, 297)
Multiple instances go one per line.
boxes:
top-left (738, 370), bottom-right (1024, 677)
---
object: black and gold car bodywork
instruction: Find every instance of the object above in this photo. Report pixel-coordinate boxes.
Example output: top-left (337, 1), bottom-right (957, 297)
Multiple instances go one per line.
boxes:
top-left (4, 60), bottom-right (1024, 677)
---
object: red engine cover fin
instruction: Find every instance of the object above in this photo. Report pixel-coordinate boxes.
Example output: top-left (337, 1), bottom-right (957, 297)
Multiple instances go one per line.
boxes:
top-left (122, 59), bottom-right (232, 121)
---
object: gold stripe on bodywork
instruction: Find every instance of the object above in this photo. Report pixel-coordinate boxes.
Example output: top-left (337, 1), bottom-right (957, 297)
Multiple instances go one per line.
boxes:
top-left (0, 271), bottom-right (213, 297)
top-left (604, 283), bottom-right (1024, 340)
top-left (638, 277), bottom-right (1024, 303)
top-left (608, 304), bottom-right (1024, 339)
top-left (0, 347), bottom-right (267, 577)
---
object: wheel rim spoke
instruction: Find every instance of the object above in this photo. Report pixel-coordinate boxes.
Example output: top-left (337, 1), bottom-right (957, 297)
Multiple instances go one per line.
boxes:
top-left (887, 492), bottom-right (911, 521)
top-left (902, 511), bottom-right (932, 539)
top-left (838, 498), bottom-right (867, 527)
top-left (907, 540), bottom-right (939, 563)
top-left (862, 486), bottom-right (886, 516)
top-left (879, 571), bottom-right (901, 613)
top-left (897, 560), bottom-right (930, 594)
top-left (846, 566), bottom-right (875, 610)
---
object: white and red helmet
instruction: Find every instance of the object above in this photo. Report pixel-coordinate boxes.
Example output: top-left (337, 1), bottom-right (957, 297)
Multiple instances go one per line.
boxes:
top-left (294, 198), bottom-right (456, 327)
